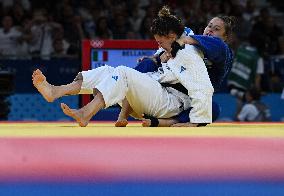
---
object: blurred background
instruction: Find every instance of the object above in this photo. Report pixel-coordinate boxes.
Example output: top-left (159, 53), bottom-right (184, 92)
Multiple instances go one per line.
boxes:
top-left (0, 0), bottom-right (283, 122)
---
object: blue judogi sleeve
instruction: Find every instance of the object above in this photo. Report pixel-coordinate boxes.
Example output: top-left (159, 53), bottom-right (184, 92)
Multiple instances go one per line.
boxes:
top-left (190, 35), bottom-right (227, 64)
top-left (190, 35), bottom-right (234, 91)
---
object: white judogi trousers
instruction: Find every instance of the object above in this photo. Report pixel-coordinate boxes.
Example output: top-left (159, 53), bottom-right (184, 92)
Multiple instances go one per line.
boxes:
top-left (81, 65), bottom-right (191, 119)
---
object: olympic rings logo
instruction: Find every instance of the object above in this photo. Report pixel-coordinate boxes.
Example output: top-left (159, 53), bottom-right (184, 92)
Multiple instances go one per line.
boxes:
top-left (90, 40), bottom-right (104, 48)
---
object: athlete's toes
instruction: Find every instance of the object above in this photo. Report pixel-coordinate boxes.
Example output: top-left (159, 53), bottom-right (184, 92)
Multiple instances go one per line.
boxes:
top-left (34, 69), bottom-right (42, 75)
top-left (61, 103), bottom-right (68, 110)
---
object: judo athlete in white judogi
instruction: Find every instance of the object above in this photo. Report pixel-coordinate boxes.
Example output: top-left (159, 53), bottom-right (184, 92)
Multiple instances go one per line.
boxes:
top-left (32, 41), bottom-right (213, 127)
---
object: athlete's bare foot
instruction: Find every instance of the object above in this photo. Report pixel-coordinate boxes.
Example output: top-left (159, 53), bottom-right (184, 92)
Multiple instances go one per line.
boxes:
top-left (60, 103), bottom-right (89, 127)
top-left (32, 69), bottom-right (55, 102)
top-left (115, 119), bottom-right (128, 127)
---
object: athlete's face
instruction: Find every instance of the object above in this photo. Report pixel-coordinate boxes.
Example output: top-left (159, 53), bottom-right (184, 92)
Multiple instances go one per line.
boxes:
top-left (203, 17), bottom-right (227, 41)
top-left (154, 34), bottom-right (176, 52)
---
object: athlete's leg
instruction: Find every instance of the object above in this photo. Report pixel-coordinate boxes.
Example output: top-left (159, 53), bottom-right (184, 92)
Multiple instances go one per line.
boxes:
top-left (61, 89), bottom-right (105, 127)
top-left (96, 66), bottom-right (183, 119)
top-left (32, 69), bottom-right (82, 102)
top-left (60, 65), bottom-right (181, 127)
top-left (116, 58), bottom-right (159, 126)
top-left (115, 98), bottom-right (133, 127)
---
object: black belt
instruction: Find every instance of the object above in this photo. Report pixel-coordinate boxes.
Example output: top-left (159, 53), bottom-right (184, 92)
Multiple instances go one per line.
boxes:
top-left (161, 83), bottom-right (188, 95)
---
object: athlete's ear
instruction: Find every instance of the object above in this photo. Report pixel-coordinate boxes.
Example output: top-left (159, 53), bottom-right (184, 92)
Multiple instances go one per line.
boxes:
top-left (168, 32), bottom-right (177, 40)
top-left (222, 33), bottom-right (228, 42)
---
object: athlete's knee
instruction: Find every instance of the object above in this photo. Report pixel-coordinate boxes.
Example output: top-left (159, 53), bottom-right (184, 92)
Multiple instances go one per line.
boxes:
top-left (94, 88), bottom-right (106, 108)
top-left (114, 66), bottom-right (130, 77)
top-left (74, 72), bottom-right (83, 81)
top-left (93, 88), bottom-right (98, 96)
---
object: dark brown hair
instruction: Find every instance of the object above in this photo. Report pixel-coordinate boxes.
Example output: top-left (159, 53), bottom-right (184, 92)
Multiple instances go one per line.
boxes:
top-left (216, 15), bottom-right (236, 42)
top-left (150, 6), bottom-right (184, 37)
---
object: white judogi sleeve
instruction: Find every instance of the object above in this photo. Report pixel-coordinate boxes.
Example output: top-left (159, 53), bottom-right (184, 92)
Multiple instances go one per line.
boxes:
top-left (166, 45), bottom-right (214, 123)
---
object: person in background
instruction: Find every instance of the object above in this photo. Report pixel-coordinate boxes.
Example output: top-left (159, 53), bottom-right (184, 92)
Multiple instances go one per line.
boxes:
top-left (227, 31), bottom-right (264, 120)
top-left (251, 7), bottom-right (283, 56)
top-left (0, 15), bottom-right (23, 59)
top-left (237, 87), bottom-right (271, 122)
top-left (28, 9), bottom-right (61, 59)
top-left (94, 16), bottom-right (113, 39)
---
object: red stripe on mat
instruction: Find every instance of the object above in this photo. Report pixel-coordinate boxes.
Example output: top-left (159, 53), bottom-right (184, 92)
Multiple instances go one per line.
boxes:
top-left (1, 137), bottom-right (284, 182)
top-left (1, 121), bottom-right (284, 124)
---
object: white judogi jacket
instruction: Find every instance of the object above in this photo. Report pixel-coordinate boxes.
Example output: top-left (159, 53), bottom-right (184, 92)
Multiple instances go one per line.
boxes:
top-left (148, 45), bottom-right (214, 123)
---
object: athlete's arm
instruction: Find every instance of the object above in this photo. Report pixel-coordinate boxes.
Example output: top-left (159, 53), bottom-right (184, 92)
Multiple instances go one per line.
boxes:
top-left (177, 35), bottom-right (229, 64)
